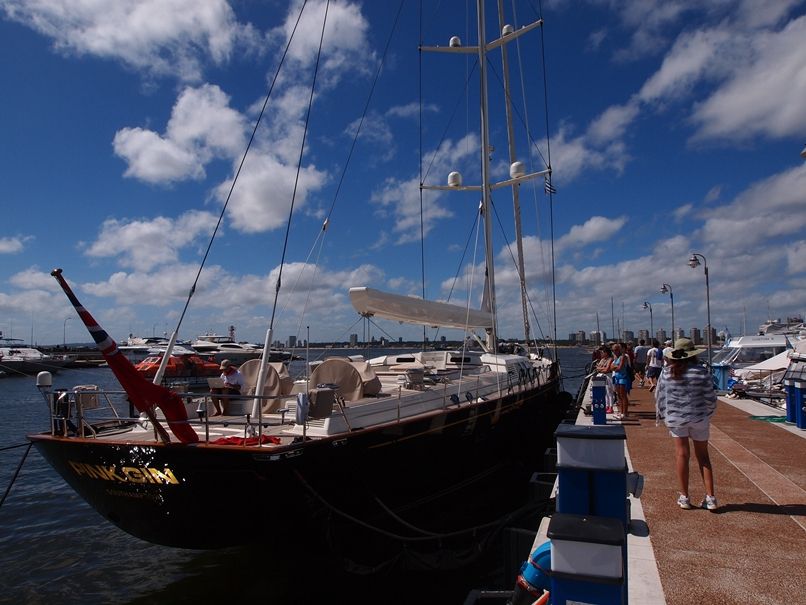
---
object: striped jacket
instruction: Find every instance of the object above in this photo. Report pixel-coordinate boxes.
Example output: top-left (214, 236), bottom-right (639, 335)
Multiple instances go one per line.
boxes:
top-left (655, 364), bottom-right (716, 427)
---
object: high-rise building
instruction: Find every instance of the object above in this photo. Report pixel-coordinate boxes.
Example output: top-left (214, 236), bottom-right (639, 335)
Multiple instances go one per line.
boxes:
top-left (576, 330), bottom-right (586, 344)
top-left (288, 335), bottom-right (297, 348)
top-left (622, 330), bottom-right (634, 343)
top-left (690, 327), bottom-right (702, 345)
top-left (349, 333), bottom-right (358, 346)
top-left (590, 331), bottom-right (606, 346)
top-left (673, 328), bottom-right (685, 341)
top-left (655, 329), bottom-right (667, 344)
top-left (638, 330), bottom-right (650, 343)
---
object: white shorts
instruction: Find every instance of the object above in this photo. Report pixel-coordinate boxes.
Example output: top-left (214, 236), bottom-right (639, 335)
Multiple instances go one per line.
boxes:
top-left (669, 419), bottom-right (710, 441)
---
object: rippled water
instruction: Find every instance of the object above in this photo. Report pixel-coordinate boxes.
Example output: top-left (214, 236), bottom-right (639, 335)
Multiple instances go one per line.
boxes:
top-left (0, 348), bottom-right (591, 604)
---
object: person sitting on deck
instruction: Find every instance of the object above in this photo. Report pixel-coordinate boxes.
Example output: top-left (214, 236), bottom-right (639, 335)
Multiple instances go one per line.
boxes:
top-left (210, 359), bottom-right (243, 416)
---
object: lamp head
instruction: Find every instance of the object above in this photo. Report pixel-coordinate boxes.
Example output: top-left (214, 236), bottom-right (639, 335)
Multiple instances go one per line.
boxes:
top-left (660, 284), bottom-right (669, 294)
top-left (688, 254), bottom-right (700, 268)
top-left (642, 301), bottom-right (649, 310)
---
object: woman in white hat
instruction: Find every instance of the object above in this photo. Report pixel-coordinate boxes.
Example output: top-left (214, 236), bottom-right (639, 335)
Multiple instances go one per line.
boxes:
top-left (655, 338), bottom-right (718, 511)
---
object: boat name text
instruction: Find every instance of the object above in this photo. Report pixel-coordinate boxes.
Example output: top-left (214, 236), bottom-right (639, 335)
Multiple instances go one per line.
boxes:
top-left (68, 461), bottom-right (179, 485)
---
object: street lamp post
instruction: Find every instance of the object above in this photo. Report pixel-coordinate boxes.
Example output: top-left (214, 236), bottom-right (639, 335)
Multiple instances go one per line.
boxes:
top-left (642, 302), bottom-right (653, 341)
top-left (63, 317), bottom-right (72, 348)
top-left (660, 283), bottom-right (675, 340)
top-left (688, 253), bottom-right (712, 369)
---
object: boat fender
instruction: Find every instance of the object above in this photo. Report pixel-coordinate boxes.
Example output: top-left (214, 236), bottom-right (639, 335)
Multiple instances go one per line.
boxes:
top-left (511, 540), bottom-right (551, 605)
top-left (296, 392), bottom-right (309, 425)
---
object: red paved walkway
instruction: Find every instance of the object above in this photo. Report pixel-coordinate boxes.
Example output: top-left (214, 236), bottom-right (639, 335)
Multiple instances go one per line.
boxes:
top-left (622, 385), bottom-right (806, 604)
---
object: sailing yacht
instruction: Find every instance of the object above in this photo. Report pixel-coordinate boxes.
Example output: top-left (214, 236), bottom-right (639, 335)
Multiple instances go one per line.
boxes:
top-left (28, 1), bottom-right (570, 560)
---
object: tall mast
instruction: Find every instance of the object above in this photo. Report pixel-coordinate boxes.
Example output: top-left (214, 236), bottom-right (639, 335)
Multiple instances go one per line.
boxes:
top-left (496, 0), bottom-right (530, 345)
top-left (477, 0), bottom-right (498, 352)
top-left (420, 3), bottom-right (548, 353)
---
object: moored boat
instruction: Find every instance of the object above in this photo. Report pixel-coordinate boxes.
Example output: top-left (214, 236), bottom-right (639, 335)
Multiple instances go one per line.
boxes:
top-left (28, 1), bottom-right (572, 563)
top-left (134, 352), bottom-right (221, 389)
top-left (0, 338), bottom-right (70, 376)
top-left (190, 331), bottom-right (289, 363)
top-left (711, 334), bottom-right (793, 391)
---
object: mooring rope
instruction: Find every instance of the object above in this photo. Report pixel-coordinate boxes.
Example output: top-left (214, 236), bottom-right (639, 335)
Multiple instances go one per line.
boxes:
top-left (0, 442), bottom-right (33, 508)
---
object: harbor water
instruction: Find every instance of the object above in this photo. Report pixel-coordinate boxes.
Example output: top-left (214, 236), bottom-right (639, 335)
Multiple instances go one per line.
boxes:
top-left (0, 347), bottom-right (592, 604)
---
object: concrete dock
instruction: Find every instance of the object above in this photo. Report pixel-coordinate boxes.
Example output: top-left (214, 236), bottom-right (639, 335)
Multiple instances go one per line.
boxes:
top-left (578, 381), bottom-right (806, 604)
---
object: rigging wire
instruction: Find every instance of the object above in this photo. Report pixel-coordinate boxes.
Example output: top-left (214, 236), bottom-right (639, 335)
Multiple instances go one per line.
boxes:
top-left (420, 61), bottom-right (479, 187)
top-left (481, 4), bottom-right (557, 345)
top-left (277, 0), bottom-right (406, 345)
top-left (431, 209), bottom-right (482, 344)
top-left (419, 0), bottom-right (427, 352)
top-left (267, 0), bottom-right (331, 334)
top-left (487, 192), bottom-right (548, 343)
top-left (320, 0), bottom-right (406, 223)
top-left (165, 1), bottom-right (309, 341)
top-left (535, 0), bottom-right (558, 362)
top-left (0, 442), bottom-right (32, 509)
top-left (294, 467), bottom-right (551, 543)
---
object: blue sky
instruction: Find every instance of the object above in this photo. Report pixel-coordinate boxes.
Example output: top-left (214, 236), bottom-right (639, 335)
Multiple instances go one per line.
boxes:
top-left (1, 0), bottom-right (805, 348)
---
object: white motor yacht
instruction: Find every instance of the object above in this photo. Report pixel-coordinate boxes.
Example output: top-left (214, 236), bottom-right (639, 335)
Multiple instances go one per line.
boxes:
top-left (0, 339), bottom-right (69, 376)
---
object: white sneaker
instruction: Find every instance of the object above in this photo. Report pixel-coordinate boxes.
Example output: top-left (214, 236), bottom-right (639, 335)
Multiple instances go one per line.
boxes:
top-left (703, 495), bottom-right (718, 511)
top-left (677, 494), bottom-right (692, 509)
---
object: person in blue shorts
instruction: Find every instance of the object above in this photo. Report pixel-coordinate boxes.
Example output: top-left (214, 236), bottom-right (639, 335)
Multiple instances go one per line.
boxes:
top-left (607, 342), bottom-right (631, 419)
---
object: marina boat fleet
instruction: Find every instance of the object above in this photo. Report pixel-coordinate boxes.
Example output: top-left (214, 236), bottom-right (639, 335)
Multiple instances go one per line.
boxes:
top-left (26, 0), bottom-right (571, 562)
top-left (0, 338), bottom-right (69, 376)
top-left (713, 319), bottom-right (805, 406)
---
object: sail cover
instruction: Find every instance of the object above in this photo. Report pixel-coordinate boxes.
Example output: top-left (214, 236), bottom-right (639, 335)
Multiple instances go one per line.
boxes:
top-left (349, 287), bottom-right (492, 329)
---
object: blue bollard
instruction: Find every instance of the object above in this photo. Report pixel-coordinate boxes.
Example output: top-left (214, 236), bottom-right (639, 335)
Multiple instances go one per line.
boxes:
top-left (591, 375), bottom-right (607, 425)
top-left (794, 381), bottom-right (806, 430)
top-left (784, 382), bottom-right (797, 424)
top-left (548, 513), bottom-right (626, 605)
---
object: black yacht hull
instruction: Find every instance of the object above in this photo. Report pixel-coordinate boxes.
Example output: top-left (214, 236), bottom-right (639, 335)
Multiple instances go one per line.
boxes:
top-left (30, 379), bottom-right (570, 555)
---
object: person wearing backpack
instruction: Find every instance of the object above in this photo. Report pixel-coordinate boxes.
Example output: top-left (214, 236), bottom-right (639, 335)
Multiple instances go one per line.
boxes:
top-left (645, 339), bottom-right (664, 392)
top-left (633, 339), bottom-right (650, 387)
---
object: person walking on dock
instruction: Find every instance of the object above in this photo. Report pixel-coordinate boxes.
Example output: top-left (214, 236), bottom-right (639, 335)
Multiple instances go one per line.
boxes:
top-left (645, 340), bottom-right (663, 392)
top-left (633, 339), bottom-right (650, 387)
top-left (655, 338), bottom-right (718, 511)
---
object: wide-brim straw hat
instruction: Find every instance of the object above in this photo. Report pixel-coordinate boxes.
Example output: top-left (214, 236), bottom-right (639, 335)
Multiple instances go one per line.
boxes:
top-left (664, 338), bottom-right (707, 360)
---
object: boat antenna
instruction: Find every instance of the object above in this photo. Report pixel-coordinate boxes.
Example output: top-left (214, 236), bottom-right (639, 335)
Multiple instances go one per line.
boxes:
top-left (252, 0), bottom-right (330, 415)
top-left (151, 1), bottom-right (310, 384)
